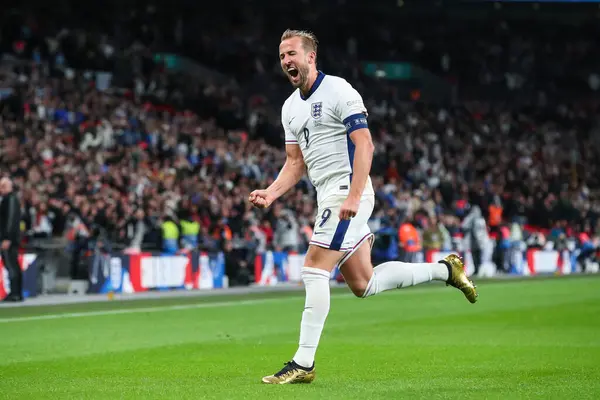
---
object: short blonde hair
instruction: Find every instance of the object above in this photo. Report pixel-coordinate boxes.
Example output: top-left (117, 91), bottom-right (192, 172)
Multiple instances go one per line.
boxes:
top-left (280, 29), bottom-right (319, 54)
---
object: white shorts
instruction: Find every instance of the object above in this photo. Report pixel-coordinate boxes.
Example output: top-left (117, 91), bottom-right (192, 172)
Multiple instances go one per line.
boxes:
top-left (309, 194), bottom-right (375, 262)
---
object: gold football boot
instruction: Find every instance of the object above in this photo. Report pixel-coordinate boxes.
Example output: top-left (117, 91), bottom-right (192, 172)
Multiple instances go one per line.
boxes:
top-left (439, 254), bottom-right (478, 303)
top-left (261, 361), bottom-right (315, 384)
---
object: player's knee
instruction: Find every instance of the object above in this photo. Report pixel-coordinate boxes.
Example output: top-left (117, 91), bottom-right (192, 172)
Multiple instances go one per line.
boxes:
top-left (348, 280), bottom-right (369, 298)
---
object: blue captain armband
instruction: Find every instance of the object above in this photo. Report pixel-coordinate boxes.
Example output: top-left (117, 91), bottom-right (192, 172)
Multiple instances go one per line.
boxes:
top-left (343, 113), bottom-right (369, 134)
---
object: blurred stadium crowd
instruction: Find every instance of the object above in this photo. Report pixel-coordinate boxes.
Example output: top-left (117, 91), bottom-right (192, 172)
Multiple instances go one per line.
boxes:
top-left (1, 0), bottom-right (600, 281)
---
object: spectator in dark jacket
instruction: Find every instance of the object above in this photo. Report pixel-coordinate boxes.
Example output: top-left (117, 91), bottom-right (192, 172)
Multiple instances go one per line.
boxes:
top-left (0, 177), bottom-right (22, 301)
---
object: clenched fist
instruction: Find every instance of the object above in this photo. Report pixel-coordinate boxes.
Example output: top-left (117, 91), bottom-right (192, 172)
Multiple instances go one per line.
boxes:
top-left (249, 190), bottom-right (276, 209)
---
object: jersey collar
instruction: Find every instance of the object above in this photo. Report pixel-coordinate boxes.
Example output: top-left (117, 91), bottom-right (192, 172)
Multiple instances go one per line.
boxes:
top-left (300, 70), bottom-right (325, 101)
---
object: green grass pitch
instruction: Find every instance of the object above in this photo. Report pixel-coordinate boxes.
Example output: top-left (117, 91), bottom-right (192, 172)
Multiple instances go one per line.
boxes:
top-left (0, 276), bottom-right (599, 399)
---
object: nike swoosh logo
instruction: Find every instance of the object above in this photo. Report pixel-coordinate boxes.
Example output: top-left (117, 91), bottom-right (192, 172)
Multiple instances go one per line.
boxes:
top-left (289, 117), bottom-right (296, 125)
top-left (314, 232), bottom-right (325, 235)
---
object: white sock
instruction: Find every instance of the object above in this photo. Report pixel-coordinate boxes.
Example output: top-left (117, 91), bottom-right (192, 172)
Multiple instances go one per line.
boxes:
top-left (363, 261), bottom-right (449, 298)
top-left (292, 267), bottom-right (331, 368)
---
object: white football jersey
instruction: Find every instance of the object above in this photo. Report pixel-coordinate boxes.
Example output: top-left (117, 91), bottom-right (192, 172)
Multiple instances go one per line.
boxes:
top-left (282, 71), bottom-right (375, 204)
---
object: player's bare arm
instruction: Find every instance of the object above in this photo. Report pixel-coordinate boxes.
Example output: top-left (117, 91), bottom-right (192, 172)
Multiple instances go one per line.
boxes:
top-left (248, 144), bottom-right (305, 209)
top-left (339, 127), bottom-right (374, 220)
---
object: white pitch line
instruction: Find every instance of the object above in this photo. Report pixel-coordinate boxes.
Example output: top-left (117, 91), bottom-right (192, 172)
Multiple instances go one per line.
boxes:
top-left (0, 296), bottom-right (303, 324)
top-left (0, 283), bottom-right (459, 324)
top-left (0, 293), bottom-right (355, 324)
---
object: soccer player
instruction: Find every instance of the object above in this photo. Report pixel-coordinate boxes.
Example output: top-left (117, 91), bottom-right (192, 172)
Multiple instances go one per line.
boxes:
top-left (249, 29), bottom-right (478, 384)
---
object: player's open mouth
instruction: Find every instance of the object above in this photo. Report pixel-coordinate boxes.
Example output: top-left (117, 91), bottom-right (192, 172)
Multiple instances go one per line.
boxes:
top-left (287, 67), bottom-right (299, 78)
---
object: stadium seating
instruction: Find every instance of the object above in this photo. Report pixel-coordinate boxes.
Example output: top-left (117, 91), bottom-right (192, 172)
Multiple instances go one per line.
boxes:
top-left (0, 1), bottom-right (599, 276)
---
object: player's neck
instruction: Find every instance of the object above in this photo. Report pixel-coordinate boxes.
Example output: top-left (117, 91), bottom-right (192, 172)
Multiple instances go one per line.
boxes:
top-left (300, 70), bottom-right (319, 98)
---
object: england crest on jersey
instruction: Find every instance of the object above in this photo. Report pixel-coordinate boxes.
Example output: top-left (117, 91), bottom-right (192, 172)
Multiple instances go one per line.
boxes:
top-left (311, 102), bottom-right (323, 119)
